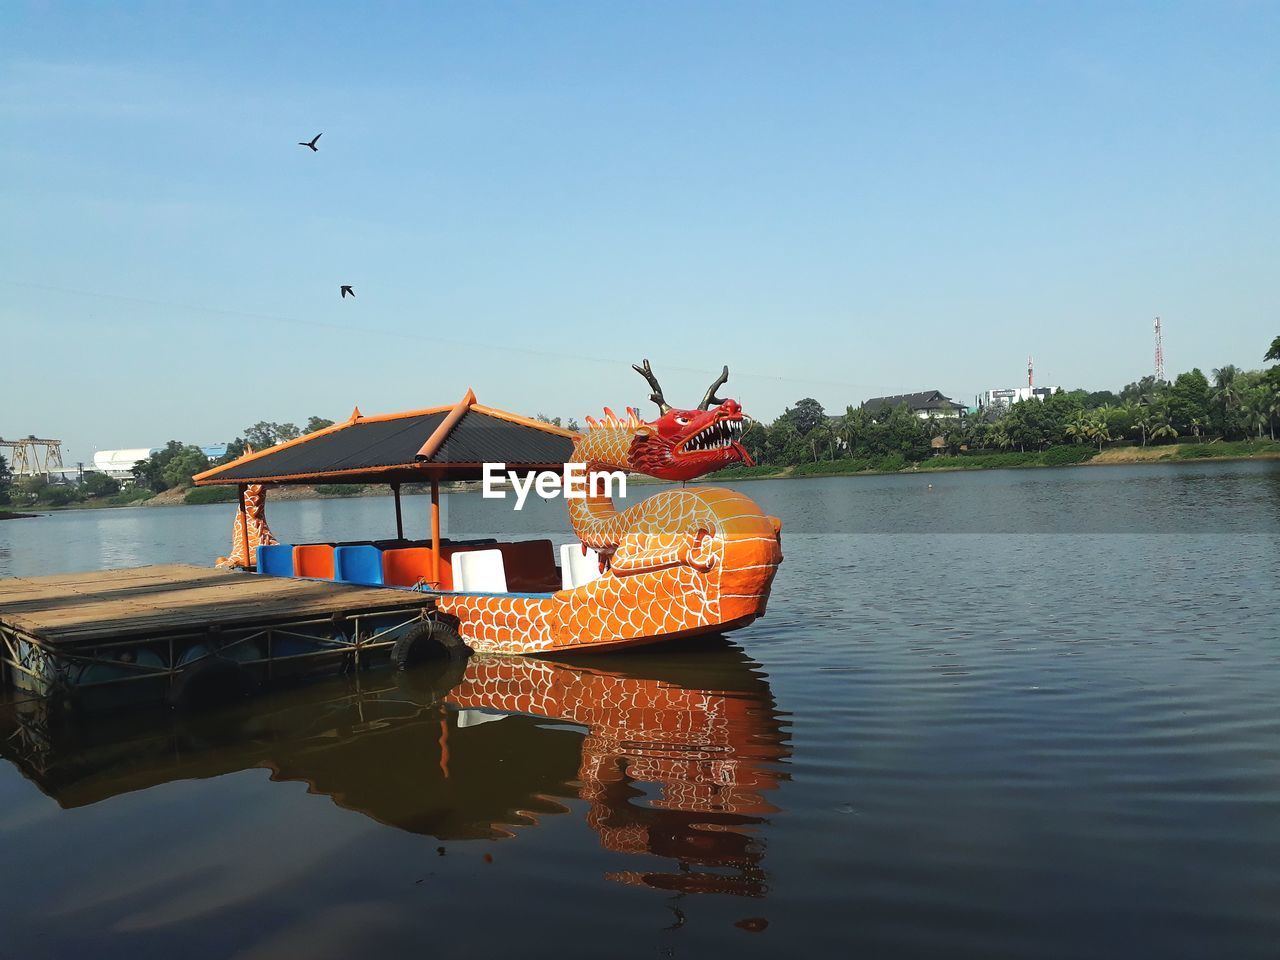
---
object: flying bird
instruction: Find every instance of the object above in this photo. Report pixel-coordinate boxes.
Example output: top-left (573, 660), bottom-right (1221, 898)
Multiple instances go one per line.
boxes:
top-left (340, 285), bottom-right (355, 299)
top-left (298, 133), bottom-right (322, 152)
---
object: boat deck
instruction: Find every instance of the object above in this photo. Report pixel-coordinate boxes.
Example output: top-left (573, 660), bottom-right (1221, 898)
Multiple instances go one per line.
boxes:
top-left (0, 563), bottom-right (434, 649)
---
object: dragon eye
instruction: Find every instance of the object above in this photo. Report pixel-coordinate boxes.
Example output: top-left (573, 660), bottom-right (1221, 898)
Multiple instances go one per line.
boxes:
top-left (675, 416), bottom-right (689, 425)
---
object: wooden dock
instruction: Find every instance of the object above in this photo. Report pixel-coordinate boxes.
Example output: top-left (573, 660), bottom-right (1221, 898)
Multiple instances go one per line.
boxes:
top-left (0, 564), bottom-right (437, 709)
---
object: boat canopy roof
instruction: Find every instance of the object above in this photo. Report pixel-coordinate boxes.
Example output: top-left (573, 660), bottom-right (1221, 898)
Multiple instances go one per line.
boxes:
top-left (193, 390), bottom-right (578, 486)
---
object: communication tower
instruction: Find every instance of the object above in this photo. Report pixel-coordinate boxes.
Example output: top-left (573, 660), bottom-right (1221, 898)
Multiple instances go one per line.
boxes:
top-left (1153, 316), bottom-right (1165, 382)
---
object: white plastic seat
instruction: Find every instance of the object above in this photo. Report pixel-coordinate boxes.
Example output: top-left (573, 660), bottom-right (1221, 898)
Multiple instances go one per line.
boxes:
top-left (456, 709), bottom-right (509, 728)
top-left (560, 543), bottom-right (604, 590)
top-left (451, 548), bottom-right (508, 593)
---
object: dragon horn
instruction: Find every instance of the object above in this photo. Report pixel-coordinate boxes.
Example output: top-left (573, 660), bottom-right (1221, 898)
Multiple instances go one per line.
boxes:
top-left (632, 359), bottom-right (672, 414)
top-left (699, 365), bottom-right (730, 410)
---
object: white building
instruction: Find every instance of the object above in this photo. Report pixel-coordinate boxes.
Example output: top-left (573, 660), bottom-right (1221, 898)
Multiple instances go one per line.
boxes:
top-left (92, 448), bottom-right (159, 480)
top-left (978, 386), bottom-right (1057, 411)
top-left (91, 443), bottom-right (229, 481)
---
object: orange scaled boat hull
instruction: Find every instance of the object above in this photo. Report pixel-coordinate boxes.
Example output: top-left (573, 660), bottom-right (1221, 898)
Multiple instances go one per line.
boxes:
top-left (436, 487), bottom-right (783, 656)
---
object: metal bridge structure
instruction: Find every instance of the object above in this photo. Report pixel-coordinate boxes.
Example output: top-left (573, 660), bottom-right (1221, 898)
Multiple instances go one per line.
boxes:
top-left (0, 436), bottom-right (64, 478)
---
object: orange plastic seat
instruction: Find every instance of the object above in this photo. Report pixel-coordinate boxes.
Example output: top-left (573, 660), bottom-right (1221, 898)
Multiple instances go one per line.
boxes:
top-left (383, 547), bottom-right (448, 589)
top-left (293, 544), bottom-right (335, 580)
top-left (383, 543), bottom-right (515, 590)
top-left (383, 547), bottom-right (426, 588)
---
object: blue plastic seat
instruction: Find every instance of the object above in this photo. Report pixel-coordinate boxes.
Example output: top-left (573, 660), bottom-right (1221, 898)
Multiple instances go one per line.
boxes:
top-left (334, 544), bottom-right (384, 586)
top-left (256, 543), bottom-right (295, 577)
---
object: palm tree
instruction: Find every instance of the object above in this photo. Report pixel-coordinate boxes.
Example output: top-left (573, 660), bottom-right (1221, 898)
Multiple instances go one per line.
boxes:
top-left (1245, 393), bottom-right (1271, 439)
top-left (923, 415), bottom-right (941, 452)
top-left (1149, 417), bottom-right (1177, 444)
top-left (1265, 335), bottom-right (1280, 363)
top-left (965, 418), bottom-right (989, 450)
top-left (1084, 414), bottom-right (1111, 451)
top-left (1064, 412), bottom-right (1090, 445)
top-left (807, 421), bottom-right (834, 462)
top-left (990, 424), bottom-right (1012, 450)
top-left (839, 406), bottom-right (865, 455)
top-left (1250, 407), bottom-right (1268, 439)
top-left (1212, 365), bottom-right (1243, 411)
top-left (1132, 413), bottom-right (1154, 447)
top-left (1209, 366), bottom-right (1246, 439)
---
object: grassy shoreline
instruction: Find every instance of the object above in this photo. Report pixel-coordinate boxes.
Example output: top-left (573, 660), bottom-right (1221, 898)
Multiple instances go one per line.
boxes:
top-left (699, 440), bottom-right (1280, 482)
top-left (8, 441), bottom-right (1278, 514)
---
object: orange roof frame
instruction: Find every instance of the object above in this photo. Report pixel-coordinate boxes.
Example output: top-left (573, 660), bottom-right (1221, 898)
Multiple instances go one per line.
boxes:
top-left (192, 389), bottom-right (580, 486)
top-left (414, 388), bottom-right (477, 460)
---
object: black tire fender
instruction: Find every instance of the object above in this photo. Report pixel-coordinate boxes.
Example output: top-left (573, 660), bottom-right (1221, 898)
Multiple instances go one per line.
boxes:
top-left (169, 658), bottom-right (251, 710)
top-left (391, 619), bottom-right (470, 671)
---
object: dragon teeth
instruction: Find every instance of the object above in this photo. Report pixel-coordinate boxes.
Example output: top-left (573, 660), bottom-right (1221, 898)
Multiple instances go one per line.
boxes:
top-left (686, 418), bottom-right (742, 452)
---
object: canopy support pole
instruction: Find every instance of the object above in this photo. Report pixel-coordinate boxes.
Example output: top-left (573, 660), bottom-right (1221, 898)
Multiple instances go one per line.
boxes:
top-left (430, 478), bottom-right (442, 588)
top-left (237, 484), bottom-right (251, 570)
top-left (392, 482), bottom-right (404, 540)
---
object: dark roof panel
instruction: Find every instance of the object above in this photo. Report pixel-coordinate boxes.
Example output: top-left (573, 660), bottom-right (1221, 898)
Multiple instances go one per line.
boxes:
top-left (432, 411), bottom-right (577, 465)
top-left (196, 402), bottom-right (577, 485)
top-left (861, 390), bottom-right (961, 412)
top-left (211, 412), bottom-right (448, 482)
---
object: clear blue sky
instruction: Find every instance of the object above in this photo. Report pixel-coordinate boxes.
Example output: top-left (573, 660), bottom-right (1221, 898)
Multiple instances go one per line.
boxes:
top-left (2, 1), bottom-right (1277, 461)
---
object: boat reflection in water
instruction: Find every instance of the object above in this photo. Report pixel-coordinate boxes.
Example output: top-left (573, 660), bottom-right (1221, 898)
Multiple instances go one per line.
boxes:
top-left (1, 639), bottom-right (790, 897)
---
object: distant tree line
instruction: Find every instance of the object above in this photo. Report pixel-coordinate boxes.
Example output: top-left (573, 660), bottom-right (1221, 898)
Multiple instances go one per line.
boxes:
top-left (129, 416), bottom-right (338, 494)
top-left (735, 334), bottom-right (1280, 470)
top-left (2, 459), bottom-right (125, 508)
top-left (11, 334), bottom-right (1280, 507)
top-left (2, 424), bottom-right (345, 507)
top-left (534, 413), bottom-right (582, 431)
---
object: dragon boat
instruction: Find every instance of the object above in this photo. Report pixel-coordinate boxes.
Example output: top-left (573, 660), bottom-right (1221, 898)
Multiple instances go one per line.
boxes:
top-left (193, 361), bottom-right (783, 659)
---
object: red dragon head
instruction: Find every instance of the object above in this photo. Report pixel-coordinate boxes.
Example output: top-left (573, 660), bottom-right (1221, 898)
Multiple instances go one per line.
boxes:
top-left (625, 360), bottom-right (755, 481)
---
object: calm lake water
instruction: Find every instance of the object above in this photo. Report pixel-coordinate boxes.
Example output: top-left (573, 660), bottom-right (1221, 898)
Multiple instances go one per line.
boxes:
top-left (2, 461), bottom-right (1279, 959)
